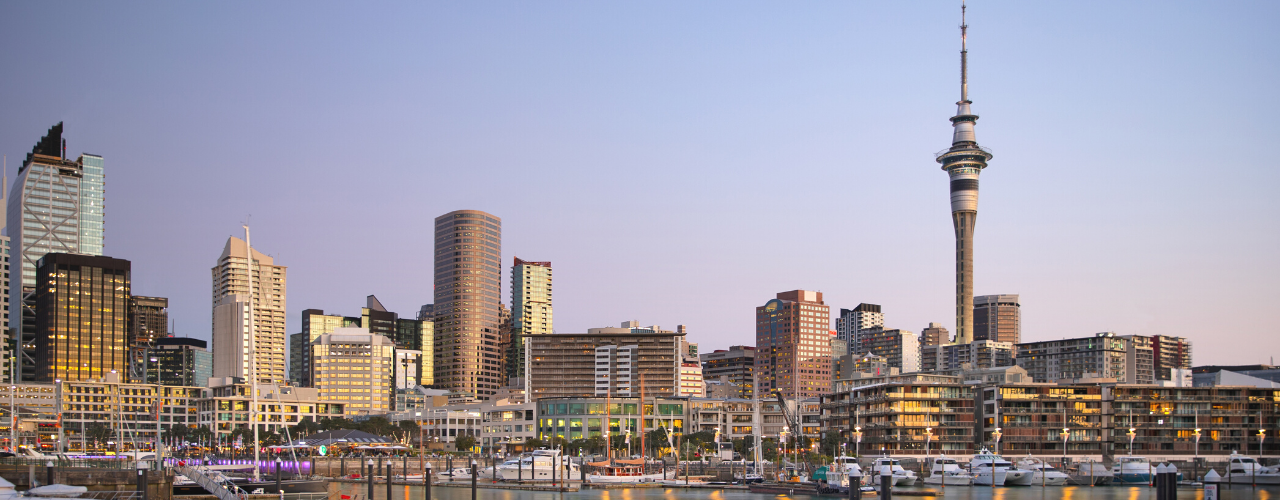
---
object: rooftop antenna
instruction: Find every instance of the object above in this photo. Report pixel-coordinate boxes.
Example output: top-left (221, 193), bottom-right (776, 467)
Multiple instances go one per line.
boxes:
top-left (960, 0), bottom-right (969, 103)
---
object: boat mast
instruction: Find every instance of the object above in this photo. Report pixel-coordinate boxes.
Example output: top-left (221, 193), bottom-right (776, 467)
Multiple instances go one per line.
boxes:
top-left (245, 225), bottom-right (260, 481)
top-left (639, 371), bottom-right (646, 462)
top-left (752, 374), bottom-right (762, 475)
top-left (606, 383), bottom-right (612, 460)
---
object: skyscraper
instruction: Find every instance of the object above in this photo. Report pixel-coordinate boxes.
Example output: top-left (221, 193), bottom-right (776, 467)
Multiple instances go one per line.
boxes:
top-left (211, 235), bottom-right (287, 385)
top-left (973, 294), bottom-right (1020, 344)
top-left (935, 3), bottom-right (993, 345)
top-left (509, 258), bottom-right (552, 391)
top-left (33, 253), bottom-right (130, 382)
top-left (835, 304), bottom-right (883, 355)
top-left (8, 123), bottom-right (106, 381)
top-left (433, 210), bottom-right (502, 399)
top-left (311, 328), bottom-right (395, 416)
top-left (755, 290), bottom-right (832, 399)
top-left (147, 337), bottom-right (213, 387)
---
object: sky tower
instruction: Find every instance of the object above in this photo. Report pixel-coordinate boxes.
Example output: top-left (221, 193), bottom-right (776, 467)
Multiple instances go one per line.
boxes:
top-left (936, 1), bottom-right (993, 345)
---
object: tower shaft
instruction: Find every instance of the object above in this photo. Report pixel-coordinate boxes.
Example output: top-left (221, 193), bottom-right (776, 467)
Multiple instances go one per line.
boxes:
top-left (937, 0), bottom-right (992, 345)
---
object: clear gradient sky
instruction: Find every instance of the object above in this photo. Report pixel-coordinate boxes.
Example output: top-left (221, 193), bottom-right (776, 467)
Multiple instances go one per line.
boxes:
top-left (1, 2), bottom-right (1276, 366)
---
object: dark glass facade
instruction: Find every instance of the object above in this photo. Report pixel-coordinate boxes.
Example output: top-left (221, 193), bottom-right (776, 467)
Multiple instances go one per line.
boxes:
top-left (147, 337), bottom-right (212, 386)
top-left (34, 253), bottom-right (131, 382)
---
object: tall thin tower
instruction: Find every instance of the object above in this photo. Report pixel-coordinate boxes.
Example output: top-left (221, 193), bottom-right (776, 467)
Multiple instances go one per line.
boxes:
top-left (936, 1), bottom-right (993, 345)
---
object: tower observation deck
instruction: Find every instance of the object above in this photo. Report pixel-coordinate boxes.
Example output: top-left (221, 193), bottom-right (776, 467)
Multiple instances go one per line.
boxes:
top-left (937, 1), bottom-right (993, 345)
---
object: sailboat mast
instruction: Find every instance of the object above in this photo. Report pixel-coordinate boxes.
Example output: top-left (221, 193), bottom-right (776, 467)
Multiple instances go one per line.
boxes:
top-left (245, 225), bottom-right (260, 481)
top-left (606, 383), bottom-right (612, 460)
top-left (639, 371), bottom-right (646, 461)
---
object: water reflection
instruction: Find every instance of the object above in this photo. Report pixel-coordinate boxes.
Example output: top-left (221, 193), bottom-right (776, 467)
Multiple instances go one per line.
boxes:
top-left (329, 482), bottom-right (1280, 500)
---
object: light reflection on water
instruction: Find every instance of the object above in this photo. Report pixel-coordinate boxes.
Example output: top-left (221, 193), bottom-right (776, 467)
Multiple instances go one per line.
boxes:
top-left (330, 482), bottom-right (1280, 500)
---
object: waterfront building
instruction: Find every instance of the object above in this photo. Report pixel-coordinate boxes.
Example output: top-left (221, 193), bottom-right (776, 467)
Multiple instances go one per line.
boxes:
top-left (821, 372), bottom-right (977, 455)
top-left (311, 328), bottom-right (395, 415)
top-left (433, 210), bottom-right (503, 399)
top-left (973, 294), bottom-right (1021, 344)
top-left (935, 4), bottom-right (995, 346)
top-left (509, 258), bottom-right (552, 390)
top-left (679, 362), bottom-right (705, 397)
top-left (390, 394), bottom-right (533, 454)
top-left (859, 328), bottom-right (920, 373)
top-left (975, 381), bottom-right (1105, 458)
top-left (8, 123), bottom-right (105, 381)
top-left (835, 304), bottom-right (883, 355)
top-left (33, 253), bottom-right (131, 382)
top-left (211, 236), bottom-right (287, 385)
top-left (197, 377), bottom-right (343, 442)
top-left (528, 327), bottom-right (681, 400)
top-left (756, 290), bottom-right (832, 399)
top-left (147, 337), bottom-right (212, 387)
top-left (919, 322), bottom-right (950, 347)
top-left (700, 345), bottom-right (755, 399)
top-left (534, 396), bottom-right (687, 443)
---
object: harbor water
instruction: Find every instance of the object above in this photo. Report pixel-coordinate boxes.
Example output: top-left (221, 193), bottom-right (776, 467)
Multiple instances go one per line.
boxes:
top-left (329, 482), bottom-right (1280, 500)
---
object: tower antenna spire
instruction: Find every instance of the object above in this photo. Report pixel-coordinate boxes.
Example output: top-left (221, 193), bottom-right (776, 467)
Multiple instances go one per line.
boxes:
top-left (961, 0), bottom-right (969, 103)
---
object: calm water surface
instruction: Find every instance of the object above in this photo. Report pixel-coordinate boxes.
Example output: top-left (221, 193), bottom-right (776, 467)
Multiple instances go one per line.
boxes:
top-left (329, 482), bottom-right (1280, 500)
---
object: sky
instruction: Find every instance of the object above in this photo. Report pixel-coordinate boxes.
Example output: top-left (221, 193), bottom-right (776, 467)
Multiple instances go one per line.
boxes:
top-left (0, 1), bottom-right (1276, 366)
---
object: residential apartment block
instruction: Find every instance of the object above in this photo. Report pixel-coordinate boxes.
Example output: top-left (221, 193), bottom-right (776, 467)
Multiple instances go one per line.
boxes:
top-left (973, 294), bottom-right (1020, 344)
top-left (528, 328), bottom-right (681, 400)
top-left (756, 290), bottom-right (832, 399)
top-left (211, 236), bottom-right (287, 385)
top-left (835, 304), bottom-right (883, 355)
top-left (700, 345), bottom-right (755, 399)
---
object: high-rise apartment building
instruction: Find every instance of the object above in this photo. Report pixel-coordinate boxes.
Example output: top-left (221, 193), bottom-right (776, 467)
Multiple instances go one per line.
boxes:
top-left (147, 337), bottom-right (212, 387)
top-left (921, 339), bottom-right (1013, 373)
top-left (311, 328), bottom-right (395, 416)
top-left (509, 258), bottom-right (552, 389)
top-left (1118, 334), bottom-right (1156, 385)
top-left (211, 235), bottom-right (287, 385)
top-left (860, 328), bottom-right (921, 373)
top-left (33, 253), bottom-right (130, 382)
top-left (700, 345), bottom-right (755, 399)
top-left (679, 362), bottom-right (705, 397)
top-left (1150, 335), bottom-right (1193, 381)
top-left (920, 322), bottom-right (950, 346)
top-left (1016, 332), bottom-right (1132, 383)
top-left (127, 296), bottom-right (169, 348)
top-left (433, 210), bottom-right (502, 399)
top-left (836, 304), bottom-right (883, 355)
top-left (936, 5), bottom-right (994, 345)
top-left (756, 290), bottom-right (832, 399)
top-left (0, 237), bottom-right (9, 383)
top-left (8, 123), bottom-right (105, 381)
top-left (973, 294), bottom-right (1020, 344)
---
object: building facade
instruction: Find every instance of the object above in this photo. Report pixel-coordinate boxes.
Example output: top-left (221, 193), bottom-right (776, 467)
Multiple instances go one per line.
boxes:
top-left (211, 236), bottom-right (287, 385)
top-left (822, 373), bottom-right (977, 455)
top-left (147, 337), bottom-right (213, 387)
top-left (433, 210), bottom-right (503, 399)
top-left (919, 322), bottom-right (950, 347)
top-left (529, 330), bottom-right (681, 400)
top-left (973, 294), bottom-right (1020, 344)
top-left (756, 290), bottom-right (832, 399)
top-left (860, 328), bottom-right (920, 373)
top-left (127, 296), bottom-right (169, 348)
top-left (311, 329), bottom-right (395, 416)
top-left (8, 123), bottom-right (105, 382)
top-left (289, 309), bottom-right (357, 387)
top-left (700, 345), bottom-right (755, 399)
top-left (197, 378), bottom-right (344, 441)
top-left (1150, 335), bottom-right (1193, 381)
top-left (34, 253), bottom-right (131, 382)
top-left (922, 339), bottom-right (1014, 373)
top-left (679, 362), bottom-right (705, 397)
top-left (1016, 333), bottom-right (1132, 383)
top-left (836, 304), bottom-right (883, 355)
top-left (509, 258), bottom-right (552, 390)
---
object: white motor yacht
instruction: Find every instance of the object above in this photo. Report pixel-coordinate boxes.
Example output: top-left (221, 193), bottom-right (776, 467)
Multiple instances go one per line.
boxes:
top-left (1211, 452), bottom-right (1280, 485)
top-left (1017, 456), bottom-right (1069, 486)
top-left (923, 455), bottom-right (973, 486)
top-left (870, 457), bottom-right (917, 486)
top-left (970, 448), bottom-right (1032, 486)
top-left (497, 449), bottom-right (579, 481)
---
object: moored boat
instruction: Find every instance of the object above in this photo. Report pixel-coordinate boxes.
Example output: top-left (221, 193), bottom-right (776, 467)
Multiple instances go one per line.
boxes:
top-left (923, 455), bottom-right (972, 486)
top-left (1017, 456), bottom-right (1068, 486)
top-left (870, 457), bottom-right (917, 486)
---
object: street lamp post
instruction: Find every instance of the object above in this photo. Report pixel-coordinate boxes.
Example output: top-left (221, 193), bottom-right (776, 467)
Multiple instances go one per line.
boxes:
top-left (1060, 427), bottom-right (1070, 466)
top-left (1127, 427), bottom-right (1136, 456)
top-left (853, 426), bottom-right (862, 458)
top-left (992, 427), bottom-right (1002, 455)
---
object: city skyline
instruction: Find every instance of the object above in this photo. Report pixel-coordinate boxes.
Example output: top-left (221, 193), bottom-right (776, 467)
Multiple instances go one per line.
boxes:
top-left (0, 2), bottom-right (1276, 366)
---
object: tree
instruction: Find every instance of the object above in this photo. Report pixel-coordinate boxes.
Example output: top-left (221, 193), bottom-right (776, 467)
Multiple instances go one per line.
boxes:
top-left (454, 435), bottom-right (476, 453)
top-left (524, 438), bottom-right (545, 450)
top-left (294, 417), bottom-right (319, 437)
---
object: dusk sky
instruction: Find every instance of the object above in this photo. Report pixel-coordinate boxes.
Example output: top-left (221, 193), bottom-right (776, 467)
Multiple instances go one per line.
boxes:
top-left (1, 2), bottom-right (1276, 366)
